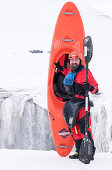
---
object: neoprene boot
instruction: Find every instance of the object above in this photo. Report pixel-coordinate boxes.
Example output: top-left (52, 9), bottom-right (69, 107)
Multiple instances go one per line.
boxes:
top-left (69, 139), bottom-right (82, 159)
top-left (69, 150), bottom-right (79, 159)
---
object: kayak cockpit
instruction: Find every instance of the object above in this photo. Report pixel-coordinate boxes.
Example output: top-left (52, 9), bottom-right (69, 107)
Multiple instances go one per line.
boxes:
top-left (53, 53), bottom-right (70, 102)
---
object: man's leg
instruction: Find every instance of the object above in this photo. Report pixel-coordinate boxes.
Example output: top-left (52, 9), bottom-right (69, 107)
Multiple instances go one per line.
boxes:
top-left (78, 114), bottom-right (96, 160)
top-left (69, 111), bottom-right (95, 159)
top-left (69, 124), bottom-right (84, 159)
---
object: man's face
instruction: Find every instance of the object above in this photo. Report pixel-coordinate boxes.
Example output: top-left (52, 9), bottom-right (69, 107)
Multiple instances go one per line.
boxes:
top-left (70, 58), bottom-right (80, 71)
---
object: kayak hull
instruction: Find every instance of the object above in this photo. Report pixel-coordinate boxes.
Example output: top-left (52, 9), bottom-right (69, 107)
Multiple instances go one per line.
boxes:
top-left (47, 2), bottom-right (85, 157)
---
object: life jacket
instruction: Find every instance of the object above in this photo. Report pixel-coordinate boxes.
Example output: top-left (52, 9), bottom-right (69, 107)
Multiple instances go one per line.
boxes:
top-left (63, 65), bottom-right (85, 86)
top-left (64, 65), bottom-right (99, 99)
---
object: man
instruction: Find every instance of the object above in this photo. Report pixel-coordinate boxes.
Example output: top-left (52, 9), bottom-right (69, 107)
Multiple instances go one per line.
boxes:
top-left (63, 50), bottom-right (99, 160)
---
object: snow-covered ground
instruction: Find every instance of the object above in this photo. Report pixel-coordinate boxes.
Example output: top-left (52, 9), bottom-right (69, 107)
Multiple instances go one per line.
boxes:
top-left (0, 149), bottom-right (112, 170)
top-left (0, 0), bottom-right (112, 167)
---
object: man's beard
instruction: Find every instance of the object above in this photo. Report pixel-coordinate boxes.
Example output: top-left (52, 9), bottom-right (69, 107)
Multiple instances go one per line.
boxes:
top-left (70, 63), bottom-right (79, 72)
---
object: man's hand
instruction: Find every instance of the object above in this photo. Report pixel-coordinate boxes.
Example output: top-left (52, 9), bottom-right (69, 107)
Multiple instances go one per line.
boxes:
top-left (54, 61), bottom-right (63, 71)
top-left (84, 82), bottom-right (94, 92)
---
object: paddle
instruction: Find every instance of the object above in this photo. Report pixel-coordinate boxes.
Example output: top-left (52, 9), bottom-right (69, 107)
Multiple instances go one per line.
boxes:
top-left (79, 36), bottom-right (94, 164)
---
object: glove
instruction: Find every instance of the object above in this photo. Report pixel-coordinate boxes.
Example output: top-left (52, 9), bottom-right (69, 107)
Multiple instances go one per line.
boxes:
top-left (84, 82), bottom-right (94, 92)
top-left (54, 61), bottom-right (63, 71)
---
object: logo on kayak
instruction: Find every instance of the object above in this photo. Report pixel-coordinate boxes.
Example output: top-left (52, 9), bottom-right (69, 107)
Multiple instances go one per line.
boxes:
top-left (59, 128), bottom-right (70, 139)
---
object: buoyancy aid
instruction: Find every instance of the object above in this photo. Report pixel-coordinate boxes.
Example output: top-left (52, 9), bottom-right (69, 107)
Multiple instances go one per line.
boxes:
top-left (63, 65), bottom-right (99, 99)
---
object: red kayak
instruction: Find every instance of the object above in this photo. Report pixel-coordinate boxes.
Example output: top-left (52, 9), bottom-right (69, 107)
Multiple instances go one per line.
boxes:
top-left (47, 1), bottom-right (85, 157)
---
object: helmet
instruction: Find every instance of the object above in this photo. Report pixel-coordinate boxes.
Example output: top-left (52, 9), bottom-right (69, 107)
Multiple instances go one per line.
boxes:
top-left (69, 51), bottom-right (82, 60)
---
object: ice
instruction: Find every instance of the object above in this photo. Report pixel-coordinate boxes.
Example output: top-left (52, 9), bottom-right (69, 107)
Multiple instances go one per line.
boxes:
top-left (90, 91), bottom-right (112, 152)
top-left (0, 90), bottom-right (54, 150)
top-left (0, 92), bottom-right (30, 147)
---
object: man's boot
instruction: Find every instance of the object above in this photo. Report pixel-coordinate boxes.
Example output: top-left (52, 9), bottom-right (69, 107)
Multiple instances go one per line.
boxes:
top-left (69, 139), bottom-right (83, 159)
top-left (69, 150), bottom-right (79, 159)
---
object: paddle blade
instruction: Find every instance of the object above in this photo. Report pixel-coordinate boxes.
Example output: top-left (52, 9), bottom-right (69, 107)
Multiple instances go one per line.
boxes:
top-left (79, 137), bottom-right (94, 164)
top-left (83, 36), bottom-right (93, 64)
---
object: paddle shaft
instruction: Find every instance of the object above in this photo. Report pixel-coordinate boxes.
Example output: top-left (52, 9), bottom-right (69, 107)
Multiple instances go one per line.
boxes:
top-left (84, 47), bottom-right (89, 138)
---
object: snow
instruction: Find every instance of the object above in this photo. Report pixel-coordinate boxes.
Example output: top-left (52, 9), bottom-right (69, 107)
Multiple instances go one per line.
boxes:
top-left (0, 149), bottom-right (112, 170)
top-left (0, 0), bottom-right (112, 167)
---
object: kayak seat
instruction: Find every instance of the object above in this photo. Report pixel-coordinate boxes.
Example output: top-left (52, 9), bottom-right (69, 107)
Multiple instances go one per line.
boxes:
top-left (53, 72), bottom-right (69, 101)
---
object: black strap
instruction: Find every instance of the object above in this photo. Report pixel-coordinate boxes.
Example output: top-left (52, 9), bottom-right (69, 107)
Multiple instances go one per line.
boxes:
top-left (64, 54), bottom-right (69, 69)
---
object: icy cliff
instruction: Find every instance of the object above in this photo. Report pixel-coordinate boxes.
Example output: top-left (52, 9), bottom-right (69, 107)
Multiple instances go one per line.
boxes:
top-left (90, 91), bottom-right (112, 152)
top-left (0, 89), bottom-right (54, 150)
top-left (0, 89), bottom-right (112, 152)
